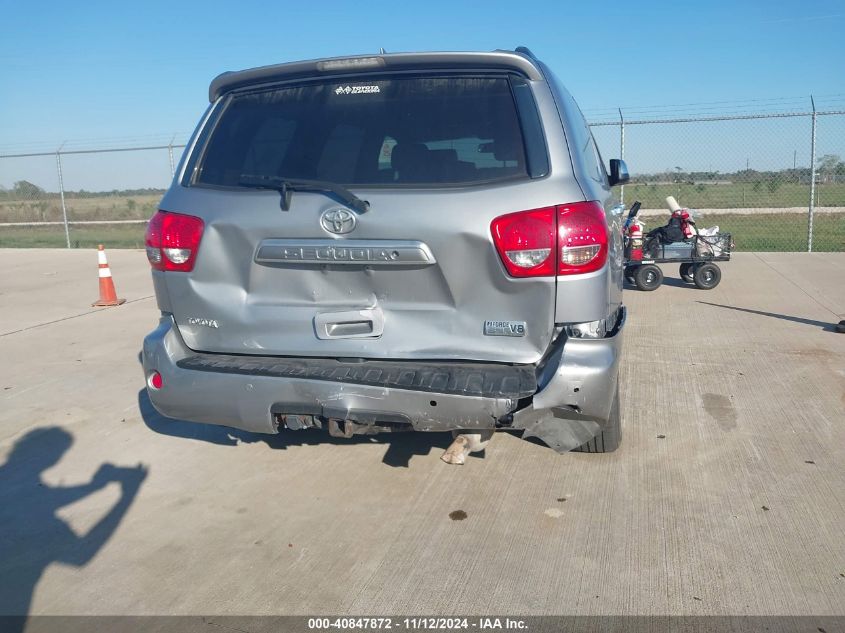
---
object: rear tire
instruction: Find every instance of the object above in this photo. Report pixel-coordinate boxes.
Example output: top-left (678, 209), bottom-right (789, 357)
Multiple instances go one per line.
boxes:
top-left (679, 263), bottom-right (694, 283)
top-left (693, 262), bottom-right (721, 290)
top-left (634, 264), bottom-right (663, 291)
top-left (575, 383), bottom-right (621, 453)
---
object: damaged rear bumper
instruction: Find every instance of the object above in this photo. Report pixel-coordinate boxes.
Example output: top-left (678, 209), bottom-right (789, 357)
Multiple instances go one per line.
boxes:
top-left (511, 306), bottom-right (626, 452)
top-left (142, 307), bottom-right (624, 449)
top-left (141, 316), bottom-right (530, 434)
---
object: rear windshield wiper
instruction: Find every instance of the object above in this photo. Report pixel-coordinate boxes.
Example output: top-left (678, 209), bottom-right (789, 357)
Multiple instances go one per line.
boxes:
top-left (238, 175), bottom-right (369, 214)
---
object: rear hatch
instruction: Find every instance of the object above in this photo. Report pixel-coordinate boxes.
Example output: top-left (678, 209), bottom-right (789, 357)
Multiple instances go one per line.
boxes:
top-left (156, 70), bottom-right (567, 364)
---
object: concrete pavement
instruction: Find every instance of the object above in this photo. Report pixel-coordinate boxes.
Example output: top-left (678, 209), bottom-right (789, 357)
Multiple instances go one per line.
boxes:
top-left (0, 249), bottom-right (843, 617)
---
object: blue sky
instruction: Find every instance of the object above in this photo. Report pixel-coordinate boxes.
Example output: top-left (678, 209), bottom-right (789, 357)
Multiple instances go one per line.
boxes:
top-left (1, 0), bottom-right (843, 189)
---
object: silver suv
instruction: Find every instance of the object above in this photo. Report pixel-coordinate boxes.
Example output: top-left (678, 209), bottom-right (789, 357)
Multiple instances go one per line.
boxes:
top-left (142, 48), bottom-right (629, 454)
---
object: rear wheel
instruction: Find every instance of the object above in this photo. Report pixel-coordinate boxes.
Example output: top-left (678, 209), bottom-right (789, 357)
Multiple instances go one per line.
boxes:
top-left (576, 383), bottom-right (621, 453)
top-left (693, 262), bottom-right (721, 290)
top-left (634, 264), bottom-right (663, 291)
top-left (679, 263), bottom-right (694, 283)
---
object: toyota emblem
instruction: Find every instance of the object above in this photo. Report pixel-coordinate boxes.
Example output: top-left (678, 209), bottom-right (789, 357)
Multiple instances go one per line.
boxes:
top-left (320, 208), bottom-right (357, 235)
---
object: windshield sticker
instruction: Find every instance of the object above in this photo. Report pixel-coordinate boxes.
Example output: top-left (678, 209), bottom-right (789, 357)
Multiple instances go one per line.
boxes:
top-left (334, 85), bottom-right (380, 95)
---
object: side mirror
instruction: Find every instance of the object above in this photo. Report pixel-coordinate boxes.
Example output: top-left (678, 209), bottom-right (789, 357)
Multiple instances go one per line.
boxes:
top-left (608, 159), bottom-right (629, 187)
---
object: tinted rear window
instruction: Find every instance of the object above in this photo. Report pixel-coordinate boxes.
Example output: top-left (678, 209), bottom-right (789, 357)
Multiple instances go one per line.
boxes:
top-left (193, 76), bottom-right (530, 187)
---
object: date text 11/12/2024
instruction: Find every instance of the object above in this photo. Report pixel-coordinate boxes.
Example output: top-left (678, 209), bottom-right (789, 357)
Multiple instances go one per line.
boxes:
top-left (307, 617), bottom-right (528, 630)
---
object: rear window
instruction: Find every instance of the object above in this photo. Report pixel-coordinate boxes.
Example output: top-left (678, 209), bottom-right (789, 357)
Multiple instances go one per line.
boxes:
top-left (192, 76), bottom-right (533, 187)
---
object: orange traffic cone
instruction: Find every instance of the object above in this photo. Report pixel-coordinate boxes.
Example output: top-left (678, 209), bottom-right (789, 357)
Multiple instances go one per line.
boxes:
top-left (92, 244), bottom-right (125, 307)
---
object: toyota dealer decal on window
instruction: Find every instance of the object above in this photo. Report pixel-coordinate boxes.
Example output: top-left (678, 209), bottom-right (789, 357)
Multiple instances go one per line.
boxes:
top-left (334, 85), bottom-right (381, 95)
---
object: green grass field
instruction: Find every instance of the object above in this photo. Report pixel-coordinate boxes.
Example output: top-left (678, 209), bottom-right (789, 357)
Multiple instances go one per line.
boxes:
top-left (0, 224), bottom-right (147, 249)
top-left (625, 181), bottom-right (845, 210)
top-left (2, 182), bottom-right (843, 225)
top-left (1, 212), bottom-right (842, 252)
top-left (685, 212), bottom-right (844, 251)
top-left (0, 194), bottom-right (161, 223)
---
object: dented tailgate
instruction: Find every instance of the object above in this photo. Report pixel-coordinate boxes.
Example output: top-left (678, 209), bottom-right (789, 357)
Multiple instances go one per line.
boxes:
top-left (158, 71), bottom-right (578, 364)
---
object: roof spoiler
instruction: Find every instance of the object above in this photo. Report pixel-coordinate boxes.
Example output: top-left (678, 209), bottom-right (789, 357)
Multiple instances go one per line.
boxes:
top-left (208, 50), bottom-right (544, 102)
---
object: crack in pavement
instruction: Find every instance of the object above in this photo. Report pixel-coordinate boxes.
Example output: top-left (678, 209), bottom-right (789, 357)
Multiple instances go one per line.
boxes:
top-left (0, 296), bottom-right (154, 338)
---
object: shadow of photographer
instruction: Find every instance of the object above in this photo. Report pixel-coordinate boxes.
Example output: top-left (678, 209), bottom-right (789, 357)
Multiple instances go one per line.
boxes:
top-left (0, 427), bottom-right (146, 631)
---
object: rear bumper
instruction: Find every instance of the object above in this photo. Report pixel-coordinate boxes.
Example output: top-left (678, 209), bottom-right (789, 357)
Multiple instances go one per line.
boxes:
top-left (141, 316), bottom-right (524, 434)
top-left (142, 307), bottom-right (624, 443)
top-left (511, 306), bottom-right (626, 451)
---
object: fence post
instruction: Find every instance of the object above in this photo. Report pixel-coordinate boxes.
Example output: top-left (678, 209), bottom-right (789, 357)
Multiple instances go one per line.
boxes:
top-left (619, 108), bottom-right (625, 205)
top-left (55, 145), bottom-right (70, 249)
top-left (807, 96), bottom-right (817, 253)
top-left (168, 134), bottom-right (176, 177)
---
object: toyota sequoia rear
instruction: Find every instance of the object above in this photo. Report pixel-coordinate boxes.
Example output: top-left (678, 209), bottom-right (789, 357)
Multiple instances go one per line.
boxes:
top-left (142, 48), bottom-right (629, 454)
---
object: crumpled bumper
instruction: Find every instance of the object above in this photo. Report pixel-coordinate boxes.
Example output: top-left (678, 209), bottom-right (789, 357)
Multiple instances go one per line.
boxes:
top-left (141, 316), bottom-right (522, 434)
top-left (510, 307), bottom-right (626, 452)
top-left (142, 308), bottom-right (624, 449)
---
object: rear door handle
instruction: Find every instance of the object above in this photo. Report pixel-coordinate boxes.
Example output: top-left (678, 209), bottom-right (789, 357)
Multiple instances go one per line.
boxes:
top-left (314, 308), bottom-right (385, 340)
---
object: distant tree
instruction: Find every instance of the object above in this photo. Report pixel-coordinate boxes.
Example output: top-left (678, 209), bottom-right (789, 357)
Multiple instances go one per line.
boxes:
top-left (816, 154), bottom-right (843, 183)
top-left (817, 154), bottom-right (840, 173)
top-left (13, 180), bottom-right (45, 198)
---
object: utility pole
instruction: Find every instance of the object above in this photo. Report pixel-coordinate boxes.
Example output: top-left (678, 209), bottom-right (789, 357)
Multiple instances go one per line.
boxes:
top-left (743, 158), bottom-right (749, 206)
top-left (675, 166), bottom-right (682, 205)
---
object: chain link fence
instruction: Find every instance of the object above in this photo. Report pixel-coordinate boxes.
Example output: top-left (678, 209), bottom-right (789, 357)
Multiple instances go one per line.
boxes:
top-left (0, 142), bottom-right (185, 249)
top-left (590, 109), bottom-right (845, 252)
top-left (1, 109), bottom-right (843, 251)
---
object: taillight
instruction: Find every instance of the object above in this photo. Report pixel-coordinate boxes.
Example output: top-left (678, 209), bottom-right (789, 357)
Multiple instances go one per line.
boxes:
top-left (145, 211), bottom-right (163, 268)
top-left (491, 201), bottom-right (608, 278)
top-left (557, 201), bottom-right (608, 275)
top-left (145, 210), bottom-right (204, 272)
top-left (490, 207), bottom-right (556, 277)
